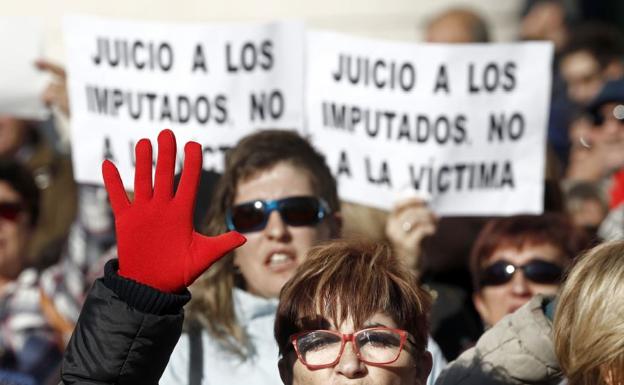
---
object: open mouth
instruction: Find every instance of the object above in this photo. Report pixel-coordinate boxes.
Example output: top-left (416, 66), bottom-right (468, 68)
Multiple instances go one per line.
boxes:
top-left (265, 251), bottom-right (297, 273)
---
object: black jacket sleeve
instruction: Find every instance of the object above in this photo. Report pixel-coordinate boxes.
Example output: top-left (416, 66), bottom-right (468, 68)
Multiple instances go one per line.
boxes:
top-left (61, 260), bottom-right (190, 385)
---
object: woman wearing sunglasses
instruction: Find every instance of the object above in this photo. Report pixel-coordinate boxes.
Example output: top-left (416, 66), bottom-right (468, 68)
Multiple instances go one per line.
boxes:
top-left (470, 213), bottom-right (588, 328)
top-left (159, 129), bottom-right (342, 384)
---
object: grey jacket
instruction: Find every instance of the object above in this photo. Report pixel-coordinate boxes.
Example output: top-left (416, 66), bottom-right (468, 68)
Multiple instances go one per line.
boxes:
top-left (435, 295), bottom-right (565, 385)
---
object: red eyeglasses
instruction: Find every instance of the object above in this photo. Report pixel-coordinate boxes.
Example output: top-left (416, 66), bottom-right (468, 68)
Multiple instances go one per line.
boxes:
top-left (0, 202), bottom-right (24, 222)
top-left (290, 327), bottom-right (414, 369)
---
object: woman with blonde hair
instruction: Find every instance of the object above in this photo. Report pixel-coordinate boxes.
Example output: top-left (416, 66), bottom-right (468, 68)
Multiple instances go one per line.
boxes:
top-left (554, 241), bottom-right (624, 385)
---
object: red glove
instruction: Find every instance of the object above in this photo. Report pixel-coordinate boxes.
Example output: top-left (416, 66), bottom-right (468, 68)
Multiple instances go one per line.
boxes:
top-left (102, 129), bottom-right (245, 293)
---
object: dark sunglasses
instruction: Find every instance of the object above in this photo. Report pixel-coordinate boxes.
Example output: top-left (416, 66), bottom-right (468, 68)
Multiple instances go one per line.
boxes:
top-left (0, 202), bottom-right (24, 222)
top-left (225, 196), bottom-right (330, 233)
top-left (591, 104), bottom-right (624, 126)
top-left (479, 259), bottom-right (564, 287)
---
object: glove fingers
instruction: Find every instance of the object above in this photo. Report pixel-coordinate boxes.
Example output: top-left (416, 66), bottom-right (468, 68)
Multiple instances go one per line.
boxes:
top-left (188, 232), bottom-right (247, 284)
top-left (134, 138), bottom-right (153, 202)
top-left (102, 160), bottom-right (131, 214)
top-left (153, 129), bottom-right (176, 201)
top-left (175, 141), bottom-right (202, 208)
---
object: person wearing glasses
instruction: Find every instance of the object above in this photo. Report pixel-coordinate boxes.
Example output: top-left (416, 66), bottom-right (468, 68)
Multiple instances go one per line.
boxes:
top-left (158, 129), bottom-right (343, 384)
top-left (567, 79), bottom-right (624, 212)
top-left (0, 159), bottom-right (64, 385)
top-left (61, 129), bottom-right (446, 385)
top-left (470, 214), bottom-right (588, 328)
top-left (275, 240), bottom-right (432, 385)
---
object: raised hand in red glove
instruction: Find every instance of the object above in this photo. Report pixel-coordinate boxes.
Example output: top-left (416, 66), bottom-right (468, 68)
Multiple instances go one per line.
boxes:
top-left (102, 129), bottom-right (245, 293)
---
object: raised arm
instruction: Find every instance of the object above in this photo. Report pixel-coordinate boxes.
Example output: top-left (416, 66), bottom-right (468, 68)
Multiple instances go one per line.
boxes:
top-left (61, 129), bottom-right (245, 384)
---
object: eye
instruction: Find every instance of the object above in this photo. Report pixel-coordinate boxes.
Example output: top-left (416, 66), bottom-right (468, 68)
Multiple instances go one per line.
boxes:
top-left (357, 330), bottom-right (401, 348)
top-left (298, 332), bottom-right (340, 353)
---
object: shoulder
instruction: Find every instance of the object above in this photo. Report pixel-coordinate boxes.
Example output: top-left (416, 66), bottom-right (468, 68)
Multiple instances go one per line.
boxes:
top-left (436, 295), bottom-right (562, 385)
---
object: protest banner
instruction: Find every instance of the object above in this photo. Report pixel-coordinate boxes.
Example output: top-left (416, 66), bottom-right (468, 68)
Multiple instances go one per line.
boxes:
top-left (0, 17), bottom-right (49, 119)
top-left (64, 15), bottom-right (304, 186)
top-left (306, 31), bottom-right (553, 216)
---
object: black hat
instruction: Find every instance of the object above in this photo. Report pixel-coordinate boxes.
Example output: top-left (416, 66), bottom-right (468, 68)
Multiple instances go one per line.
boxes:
top-left (587, 78), bottom-right (624, 117)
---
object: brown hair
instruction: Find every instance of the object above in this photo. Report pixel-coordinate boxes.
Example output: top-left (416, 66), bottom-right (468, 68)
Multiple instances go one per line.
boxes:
top-left (274, 239), bottom-right (431, 357)
top-left (470, 213), bottom-right (589, 292)
top-left (554, 241), bottom-right (624, 385)
top-left (186, 130), bottom-right (340, 357)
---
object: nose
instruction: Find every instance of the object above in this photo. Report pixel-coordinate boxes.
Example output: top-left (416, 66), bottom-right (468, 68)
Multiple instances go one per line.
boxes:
top-left (602, 119), bottom-right (622, 137)
top-left (263, 210), bottom-right (290, 241)
top-left (510, 269), bottom-right (531, 297)
top-left (335, 341), bottom-right (367, 378)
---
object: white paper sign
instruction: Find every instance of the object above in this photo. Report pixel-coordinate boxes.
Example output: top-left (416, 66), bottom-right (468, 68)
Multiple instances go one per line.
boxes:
top-left (306, 31), bottom-right (553, 216)
top-left (0, 18), bottom-right (49, 120)
top-left (64, 15), bottom-right (304, 186)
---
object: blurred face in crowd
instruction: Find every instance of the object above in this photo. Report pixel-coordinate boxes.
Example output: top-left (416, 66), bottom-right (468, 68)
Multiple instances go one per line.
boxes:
top-left (0, 117), bottom-right (29, 158)
top-left (232, 162), bottom-right (335, 298)
top-left (0, 181), bottom-right (30, 283)
top-left (426, 17), bottom-right (473, 43)
top-left (520, 1), bottom-right (567, 51)
top-left (568, 197), bottom-right (607, 235)
top-left (474, 242), bottom-right (567, 326)
top-left (589, 102), bottom-right (624, 173)
top-left (281, 312), bottom-right (431, 385)
top-left (426, 10), bottom-right (485, 43)
top-left (560, 51), bottom-right (604, 105)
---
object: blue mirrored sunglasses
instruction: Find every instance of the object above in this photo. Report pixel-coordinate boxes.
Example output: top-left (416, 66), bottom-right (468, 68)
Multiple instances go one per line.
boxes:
top-left (225, 196), bottom-right (330, 233)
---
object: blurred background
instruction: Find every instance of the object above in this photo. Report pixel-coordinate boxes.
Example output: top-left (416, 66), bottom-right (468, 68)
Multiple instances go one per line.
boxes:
top-left (0, 0), bottom-right (619, 62)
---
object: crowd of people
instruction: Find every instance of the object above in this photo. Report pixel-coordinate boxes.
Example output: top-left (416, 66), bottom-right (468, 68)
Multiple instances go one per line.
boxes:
top-left (1, 1), bottom-right (624, 384)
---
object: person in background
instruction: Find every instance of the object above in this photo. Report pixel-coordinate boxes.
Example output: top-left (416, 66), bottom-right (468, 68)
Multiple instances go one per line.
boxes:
top-left (520, 0), bottom-right (569, 53)
top-left (559, 23), bottom-right (624, 107)
top-left (0, 60), bottom-right (77, 268)
top-left (161, 129), bottom-right (342, 384)
top-left (434, 240), bottom-right (624, 385)
top-left (275, 240), bottom-right (433, 385)
top-left (554, 241), bottom-right (624, 385)
top-left (564, 181), bottom-right (608, 242)
top-left (0, 160), bottom-right (62, 384)
top-left (565, 78), bottom-right (624, 243)
top-left (470, 213), bottom-right (588, 327)
top-left (425, 8), bottom-right (489, 43)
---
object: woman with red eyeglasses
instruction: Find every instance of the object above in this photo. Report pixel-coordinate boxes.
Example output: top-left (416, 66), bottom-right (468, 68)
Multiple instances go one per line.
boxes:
top-left (62, 129), bottom-right (447, 385)
top-left (469, 213), bottom-right (589, 328)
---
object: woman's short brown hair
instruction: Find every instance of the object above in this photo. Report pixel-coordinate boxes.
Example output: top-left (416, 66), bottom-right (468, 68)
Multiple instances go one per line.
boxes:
top-left (274, 239), bottom-right (431, 357)
top-left (470, 213), bottom-right (588, 292)
top-left (554, 241), bottom-right (624, 385)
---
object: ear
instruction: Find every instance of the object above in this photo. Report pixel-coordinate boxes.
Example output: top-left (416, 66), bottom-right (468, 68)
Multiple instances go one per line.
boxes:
top-left (330, 211), bottom-right (343, 238)
top-left (278, 356), bottom-right (293, 385)
top-left (473, 292), bottom-right (492, 327)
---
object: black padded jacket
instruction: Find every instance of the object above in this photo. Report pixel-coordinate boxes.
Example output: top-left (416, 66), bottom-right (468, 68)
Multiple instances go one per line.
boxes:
top-left (61, 260), bottom-right (190, 385)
